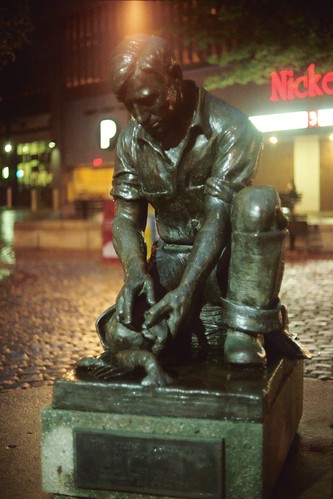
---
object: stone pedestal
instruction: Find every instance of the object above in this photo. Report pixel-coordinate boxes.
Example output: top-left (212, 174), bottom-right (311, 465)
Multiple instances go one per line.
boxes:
top-left (41, 358), bottom-right (303, 499)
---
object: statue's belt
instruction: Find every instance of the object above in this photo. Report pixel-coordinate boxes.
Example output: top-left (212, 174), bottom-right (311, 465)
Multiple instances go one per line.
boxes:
top-left (157, 228), bottom-right (288, 254)
top-left (157, 240), bottom-right (193, 253)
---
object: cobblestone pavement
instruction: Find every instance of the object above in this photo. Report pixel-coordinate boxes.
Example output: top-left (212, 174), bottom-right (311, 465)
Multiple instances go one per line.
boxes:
top-left (0, 248), bottom-right (332, 392)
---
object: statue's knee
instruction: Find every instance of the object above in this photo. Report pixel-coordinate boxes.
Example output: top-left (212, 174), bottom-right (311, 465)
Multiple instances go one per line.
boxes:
top-left (231, 186), bottom-right (287, 232)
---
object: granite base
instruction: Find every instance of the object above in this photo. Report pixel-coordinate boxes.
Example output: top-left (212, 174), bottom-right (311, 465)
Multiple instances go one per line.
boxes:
top-left (41, 358), bottom-right (303, 499)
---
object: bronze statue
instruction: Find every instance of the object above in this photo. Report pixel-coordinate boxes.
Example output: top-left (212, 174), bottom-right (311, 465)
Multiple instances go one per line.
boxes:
top-left (78, 34), bottom-right (310, 385)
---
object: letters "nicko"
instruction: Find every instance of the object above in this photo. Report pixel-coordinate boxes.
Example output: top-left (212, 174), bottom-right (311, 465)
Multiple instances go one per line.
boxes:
top-left (270, 64), bottom-right (333, 102)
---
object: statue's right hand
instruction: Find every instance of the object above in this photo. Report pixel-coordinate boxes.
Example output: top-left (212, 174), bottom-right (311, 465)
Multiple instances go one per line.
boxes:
top-left (116, 274), bottom-right (155, 328)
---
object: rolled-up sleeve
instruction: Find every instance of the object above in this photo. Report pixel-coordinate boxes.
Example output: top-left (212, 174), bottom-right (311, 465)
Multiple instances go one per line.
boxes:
top-left (205, 106), bottom-right (263, 203)
top-left (204, 177), bottom-right (243, 203)
top-left (111, 126), bottom-right (143, 201)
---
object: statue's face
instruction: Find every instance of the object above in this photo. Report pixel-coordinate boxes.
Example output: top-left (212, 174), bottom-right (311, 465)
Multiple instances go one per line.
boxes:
top-left (122, 69), bottom-right (181, 138)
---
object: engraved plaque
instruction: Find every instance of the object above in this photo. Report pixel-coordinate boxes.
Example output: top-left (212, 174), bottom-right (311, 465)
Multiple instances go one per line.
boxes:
top-left (74, 430), bottom-right (224, 498)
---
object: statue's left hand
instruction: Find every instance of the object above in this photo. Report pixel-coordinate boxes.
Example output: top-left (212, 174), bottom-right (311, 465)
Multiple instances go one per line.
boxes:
top-left (116, 273), bottom-right (155, 328)
top-left (144, 285), bottom-right (192, 338)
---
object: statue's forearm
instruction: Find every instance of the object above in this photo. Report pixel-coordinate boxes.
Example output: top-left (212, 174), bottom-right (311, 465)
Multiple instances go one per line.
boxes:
top-left (113, 218), bottom-right (147, 278)
top-left (179, 198), bottom-right (229, 293)
top-left (112, 200), bottom-right (148, 279)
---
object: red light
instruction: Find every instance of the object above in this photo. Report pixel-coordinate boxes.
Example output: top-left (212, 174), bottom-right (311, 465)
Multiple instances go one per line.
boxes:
top-left (93, 157), bottom-right (103, 167)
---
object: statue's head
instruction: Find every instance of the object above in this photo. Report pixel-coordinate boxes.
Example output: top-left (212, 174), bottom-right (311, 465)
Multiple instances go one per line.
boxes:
top-left (109, 34), bottom-right (184, 138)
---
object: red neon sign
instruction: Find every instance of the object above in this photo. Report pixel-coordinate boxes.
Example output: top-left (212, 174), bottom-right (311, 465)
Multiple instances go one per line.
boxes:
top-left (270, 64), bottom-right (333, 102)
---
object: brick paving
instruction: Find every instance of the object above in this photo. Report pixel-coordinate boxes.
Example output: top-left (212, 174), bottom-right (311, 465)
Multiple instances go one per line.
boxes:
top-left (0, 248), bottom-right (332, 392)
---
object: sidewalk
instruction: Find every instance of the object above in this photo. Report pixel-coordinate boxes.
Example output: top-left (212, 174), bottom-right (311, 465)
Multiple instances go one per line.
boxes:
top-left (0, 210), bottom-right (332, 497)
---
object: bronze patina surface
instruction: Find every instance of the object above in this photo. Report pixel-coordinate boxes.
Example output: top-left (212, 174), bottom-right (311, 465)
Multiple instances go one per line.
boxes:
top-left (42, 33), bottom-right (311, 499)
top-left (77, 33), bottom-right (310, 386)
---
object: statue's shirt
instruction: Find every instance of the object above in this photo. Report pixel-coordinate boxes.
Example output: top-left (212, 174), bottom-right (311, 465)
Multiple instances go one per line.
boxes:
top-left (112, 82), bottom-right (262, 244)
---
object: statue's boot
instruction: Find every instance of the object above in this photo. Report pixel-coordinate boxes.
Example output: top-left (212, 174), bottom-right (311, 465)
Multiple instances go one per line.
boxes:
top-left (76, 306), bottom-right (133, 379)
top-left (224, 330), bottom-right (266, 365)
top-left (222, 186), bottom-right (311, 366)
top-left (76, 305), bottom-right (115, 368)
top-left (223, 228), bottom-right (287, 366)
top-left (95, 304), bottom-right (117, 349)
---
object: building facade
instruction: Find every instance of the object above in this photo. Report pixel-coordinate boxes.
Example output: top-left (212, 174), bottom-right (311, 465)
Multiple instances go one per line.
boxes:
top-left (193, 64), bottom-right (333, 214)
top-left (0, 0), bottom-right (332, 214)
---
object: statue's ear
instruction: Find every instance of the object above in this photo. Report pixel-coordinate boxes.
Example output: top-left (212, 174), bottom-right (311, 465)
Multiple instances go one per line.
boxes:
top-left (168, 63), bottom-right (183, 82)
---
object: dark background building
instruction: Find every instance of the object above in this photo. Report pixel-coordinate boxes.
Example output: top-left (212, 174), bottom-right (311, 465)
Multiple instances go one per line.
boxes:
top-left (0, 0), bottom-right (224, 211)
top-left (0, 0), bottom-right (332, 214)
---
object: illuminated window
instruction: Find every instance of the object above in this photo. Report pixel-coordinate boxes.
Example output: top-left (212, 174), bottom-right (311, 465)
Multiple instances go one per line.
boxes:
top-left (100, 119), bottom-right (117, 149)
top-left (16, 141), bottom-right (54, 187)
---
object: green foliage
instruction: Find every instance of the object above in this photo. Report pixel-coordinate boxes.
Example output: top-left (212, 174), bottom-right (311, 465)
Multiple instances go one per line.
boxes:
top-left (0, 0), bottom-right (32, 68)
top-left (167, 0), bottom-right (333, 88)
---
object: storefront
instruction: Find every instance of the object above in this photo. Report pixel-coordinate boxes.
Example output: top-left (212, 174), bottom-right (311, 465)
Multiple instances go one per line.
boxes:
top-left (190, 63), bottom-right (333, 214)
top-left (60, 93), bottom-right (126, 211)
top-left (0, 113), bottom-right (61, 209)
top-left (250, 64), bottom-right (333, 213)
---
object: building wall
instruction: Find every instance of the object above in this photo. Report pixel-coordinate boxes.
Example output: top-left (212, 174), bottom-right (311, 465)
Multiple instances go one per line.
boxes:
top-left (320, 138), bottom-right (333, 210)
top-left (63, 93), bottom-right (126, 167)
top-left (254, 141), bottom-right (294, 192)
top-left (1, 0), bottom-right (332, 212)
top-left (61, 73), bottom-right (333, 212)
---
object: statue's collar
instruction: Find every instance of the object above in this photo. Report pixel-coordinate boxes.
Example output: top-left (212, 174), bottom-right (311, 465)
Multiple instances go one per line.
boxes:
top-left (190, 82), bottom-right (212, 140)
top-left (136, 81), bottom-right (212, 147)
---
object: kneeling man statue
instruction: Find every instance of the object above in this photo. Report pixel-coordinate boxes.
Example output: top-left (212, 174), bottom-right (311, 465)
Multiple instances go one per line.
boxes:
top-left (78, 34), bottom-right (310, 385)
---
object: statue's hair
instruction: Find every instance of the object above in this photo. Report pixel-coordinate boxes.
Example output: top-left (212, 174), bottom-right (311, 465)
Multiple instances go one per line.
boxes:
top-left (109, 34), bottom-right (180, 100)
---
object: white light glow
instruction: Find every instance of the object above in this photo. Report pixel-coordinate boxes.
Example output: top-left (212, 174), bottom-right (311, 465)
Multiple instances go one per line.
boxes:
top-left (2, 167), bottom-right (9, 179)
top-left (4, 143), bottom-right (12, 153)
top-left (250, 108), bottom-right (333, 133)
top-left (269, 136), bottom-right (278, 144)
top-left (100, 119), bottom-right (117, 149)
top-left (249, 112), bottom-right (308, 132)
top-left (48, 141), bottom-right (56, 149)
top-left (329, 133), bottom-right (333, 141)
top-left (318, 109), bottom-right (333, 127)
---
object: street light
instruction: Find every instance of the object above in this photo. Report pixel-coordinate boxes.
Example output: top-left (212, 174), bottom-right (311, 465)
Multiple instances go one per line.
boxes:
top-left (2, 143), bottom-right (15, 209)
top-left (2, 166), bottom-right (9, 179)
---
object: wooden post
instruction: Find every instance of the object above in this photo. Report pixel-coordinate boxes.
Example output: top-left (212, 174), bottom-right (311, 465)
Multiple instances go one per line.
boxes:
top-left (31, 188), bottom-right (38, 213)
top-left (6, 187), bottom-right (12, 208)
